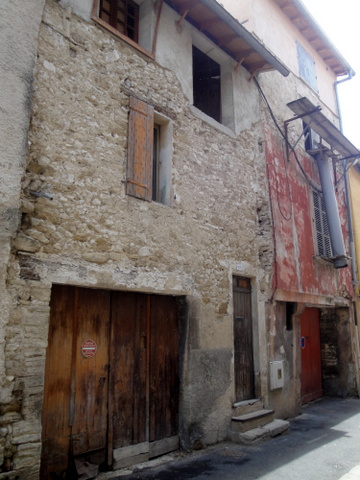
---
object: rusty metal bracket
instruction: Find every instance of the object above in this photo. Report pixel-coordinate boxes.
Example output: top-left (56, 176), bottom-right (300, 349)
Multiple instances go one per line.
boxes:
top-left (283, 106), bottom-right (322, 162)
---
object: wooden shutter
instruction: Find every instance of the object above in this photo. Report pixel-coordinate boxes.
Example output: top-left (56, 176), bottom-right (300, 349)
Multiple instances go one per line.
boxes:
top-left (126, 97), bottom-right (154, 201)
top-left (313, 190), bottom-right (332, 257)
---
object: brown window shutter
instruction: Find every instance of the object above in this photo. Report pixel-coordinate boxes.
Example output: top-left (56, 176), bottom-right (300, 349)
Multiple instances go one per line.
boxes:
top-left (126, 97), bottom-right (154, 201)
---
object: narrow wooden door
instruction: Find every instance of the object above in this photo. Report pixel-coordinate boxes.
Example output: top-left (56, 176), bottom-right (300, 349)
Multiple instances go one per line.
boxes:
top-left (41, 286), bottom-right (110, 479)
top-left (233, 277), bottom-right (255, 401)
top-left (110, 293), bottom-right (179, 465)
top-left (41, 285), bottom-right (74, 479)
top-left (149, 295), bottom-right (179, 457)
top-left (110, 292), bottom-right (148, 451)
top-left (301, 308), bottom-right (323, 403)
top-left (70, 288), bottom-right (110, 456)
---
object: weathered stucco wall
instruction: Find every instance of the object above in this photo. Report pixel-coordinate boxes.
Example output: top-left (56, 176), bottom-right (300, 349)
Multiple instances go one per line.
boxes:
top-left (222, 0), bottom-right (339, 115)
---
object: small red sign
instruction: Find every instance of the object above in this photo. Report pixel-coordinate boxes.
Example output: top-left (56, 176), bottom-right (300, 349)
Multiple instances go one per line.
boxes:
top-left (81, 339), bottom-right (97, 358)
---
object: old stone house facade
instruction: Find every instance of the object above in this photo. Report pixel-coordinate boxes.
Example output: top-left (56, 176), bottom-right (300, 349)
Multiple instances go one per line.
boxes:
top-left (0, 0), bottom-right (359, 478)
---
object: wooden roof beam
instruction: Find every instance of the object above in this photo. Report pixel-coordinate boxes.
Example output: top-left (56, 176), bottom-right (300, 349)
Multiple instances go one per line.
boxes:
top-left (177, 9), bottom-right (188, 26)
top-left (198, 17), bottom-right (221, 31)
top-left (217, 33), bottom-right (238, 47)
top-left (235, 48), bottom-right (253, 60)
top-left (179, 0), bottom-right (196, 12)
top-left (247, 60), bottom-right (268, 71)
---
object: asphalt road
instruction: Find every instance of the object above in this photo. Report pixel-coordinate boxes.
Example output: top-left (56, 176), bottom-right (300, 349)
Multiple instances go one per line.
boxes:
top-left (105, 397), bottom-right (360, 480)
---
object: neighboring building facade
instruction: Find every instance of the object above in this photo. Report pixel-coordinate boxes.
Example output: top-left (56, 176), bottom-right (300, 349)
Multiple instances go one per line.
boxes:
top-left (348, 164), bottom-right (360, 392)
top-left (222, 0), bottom-right (360, 418)
top-left (0, 0), bottom-right (358, 478)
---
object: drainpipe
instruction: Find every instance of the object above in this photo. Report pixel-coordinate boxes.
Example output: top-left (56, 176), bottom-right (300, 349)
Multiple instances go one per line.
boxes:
top-left (316, 149), bottom-right (348, 268)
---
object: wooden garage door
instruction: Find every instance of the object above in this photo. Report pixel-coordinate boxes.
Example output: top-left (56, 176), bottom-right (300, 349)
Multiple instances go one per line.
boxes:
top-left (41, 286), bottom-right (179, 478)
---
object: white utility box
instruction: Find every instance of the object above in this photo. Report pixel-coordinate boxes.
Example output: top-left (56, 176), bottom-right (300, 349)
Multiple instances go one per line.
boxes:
top-left (270, 361), bottom-right (284, 390)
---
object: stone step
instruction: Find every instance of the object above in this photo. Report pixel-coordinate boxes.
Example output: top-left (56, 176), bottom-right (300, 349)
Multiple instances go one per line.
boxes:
top-left (231, 409), bottom-right (274, 433)
top-left (232, 398), bottom-right (263, 416)
top-left (229, 419), bottom-right (290, 445)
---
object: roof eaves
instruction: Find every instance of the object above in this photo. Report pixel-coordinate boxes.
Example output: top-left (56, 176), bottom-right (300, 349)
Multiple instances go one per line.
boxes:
top-left (285, 0), bottom-right (355, 78)
top-left (164, 0), bottom-right (290, 77)
top-left (200, 0), bottom-right (290, 77)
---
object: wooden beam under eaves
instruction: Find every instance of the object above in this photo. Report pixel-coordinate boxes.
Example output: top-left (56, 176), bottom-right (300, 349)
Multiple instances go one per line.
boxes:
top-left (235, 48), bottom-right (253, 60)
top-left (289, 13), bottom-right (302, 22)
top-left (179, 0), bottom-right (196, 12)
top-left (177, 9), bottom-right (188, 26)
top-left (217, 33), bottom-right (238, 47)
top-left (306, 35), bottom-right (319, 43)
top-left (247, 60), bottom-right (268, 72)
top-left (198, 17), bottom-right (220, 31)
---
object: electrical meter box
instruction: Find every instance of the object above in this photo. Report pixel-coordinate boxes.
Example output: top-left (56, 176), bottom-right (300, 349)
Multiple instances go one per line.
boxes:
top-left (270, 361), bottom-right (284, 390)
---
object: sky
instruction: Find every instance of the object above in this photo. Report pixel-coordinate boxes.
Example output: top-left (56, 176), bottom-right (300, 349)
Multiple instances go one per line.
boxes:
top-left (301, 0), bottom-right (360, 148)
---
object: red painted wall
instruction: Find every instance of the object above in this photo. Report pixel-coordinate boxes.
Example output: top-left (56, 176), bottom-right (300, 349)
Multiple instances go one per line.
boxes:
top-left (264, 124), bottom-right (354, 301)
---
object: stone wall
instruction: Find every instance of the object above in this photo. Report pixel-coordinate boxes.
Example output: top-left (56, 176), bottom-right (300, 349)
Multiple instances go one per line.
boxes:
top-left (0, 1), bottom-right (46, 477)
top-left (1, 0), bottom-right (273, 476)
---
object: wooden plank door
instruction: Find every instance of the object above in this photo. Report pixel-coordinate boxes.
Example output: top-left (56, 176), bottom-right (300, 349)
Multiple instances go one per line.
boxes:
top-left (233, 277), bottom-right (255, 401)
top-left (301, 308), bottom-right (323, 403)
top-left (149, 295), bottom-right (179, 457)
top-left (42, 288), bottom-right (179, 475)
top-left (70, 288), bottom-right (110, 456)
top-left (41, 285), bottom-right (74, 479)
top-left (111, 292), bottom-right (148, 452)
top-left (41, 286), bottom-right (110, 479)
top-left (110, 293), bottom-right (179, 467)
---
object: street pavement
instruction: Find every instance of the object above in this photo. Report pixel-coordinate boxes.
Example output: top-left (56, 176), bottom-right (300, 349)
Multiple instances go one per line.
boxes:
top-left (100, 397), bottom-right (360, 480)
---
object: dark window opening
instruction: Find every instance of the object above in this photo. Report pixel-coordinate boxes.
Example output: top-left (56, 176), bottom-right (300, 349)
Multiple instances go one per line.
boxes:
top-left (152, 124), bottom-right (160, 202)
top-left (286, 302), bottom-right (297, 331)
top-left (192, 46), bottom-right (221, 123)
top-left (99, 0), bottom-right (139, 42)
top-left (303, 121), bottom-right (321, 153)
top-left (313, 190), bottom-right (332, 258)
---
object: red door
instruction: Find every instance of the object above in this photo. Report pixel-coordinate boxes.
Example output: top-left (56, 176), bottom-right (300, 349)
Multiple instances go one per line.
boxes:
top-left (301, 308), bottom-right (323, 403)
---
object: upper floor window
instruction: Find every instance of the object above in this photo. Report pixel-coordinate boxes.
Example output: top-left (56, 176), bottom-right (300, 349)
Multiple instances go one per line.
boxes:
top-left (296, 41), bottom-right (318, 92)
top-left (92, 0), bottom-right (154, 56)
top-left (126, 97), bottom-right (172, 205)
top-left (99, 0), bottom-right (139, 42)
top-left (191, 37), bottom-right (235, 131)
top-left (192, 46), bottom-right (221, 123)
top-left (312, 190), bottom-right (332, 258)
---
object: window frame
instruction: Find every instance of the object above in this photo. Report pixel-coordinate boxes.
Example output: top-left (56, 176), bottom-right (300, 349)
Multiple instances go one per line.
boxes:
top-left (91, 0), bottom-right (155, 60)
top-left (296, 41), bottom-right (318, 92)
top-left (191, 31), bottom-right (235, 131)
top-left (126, 97), bottom-right (172, 206)
top-left (98, 0), bottom-right (139, 43)
top-left (192, 45), bottom-right (222, 124)
top-left (312, 189), bottom-right (333, 258)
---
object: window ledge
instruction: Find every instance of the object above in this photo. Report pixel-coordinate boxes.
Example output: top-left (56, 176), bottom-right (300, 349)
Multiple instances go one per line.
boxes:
top-left (91, 15), bottom-right (155, 61)
top-left (313, 255), bottom-right (333, 266)
top-left (189, 106), bottom-right (236, 139)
